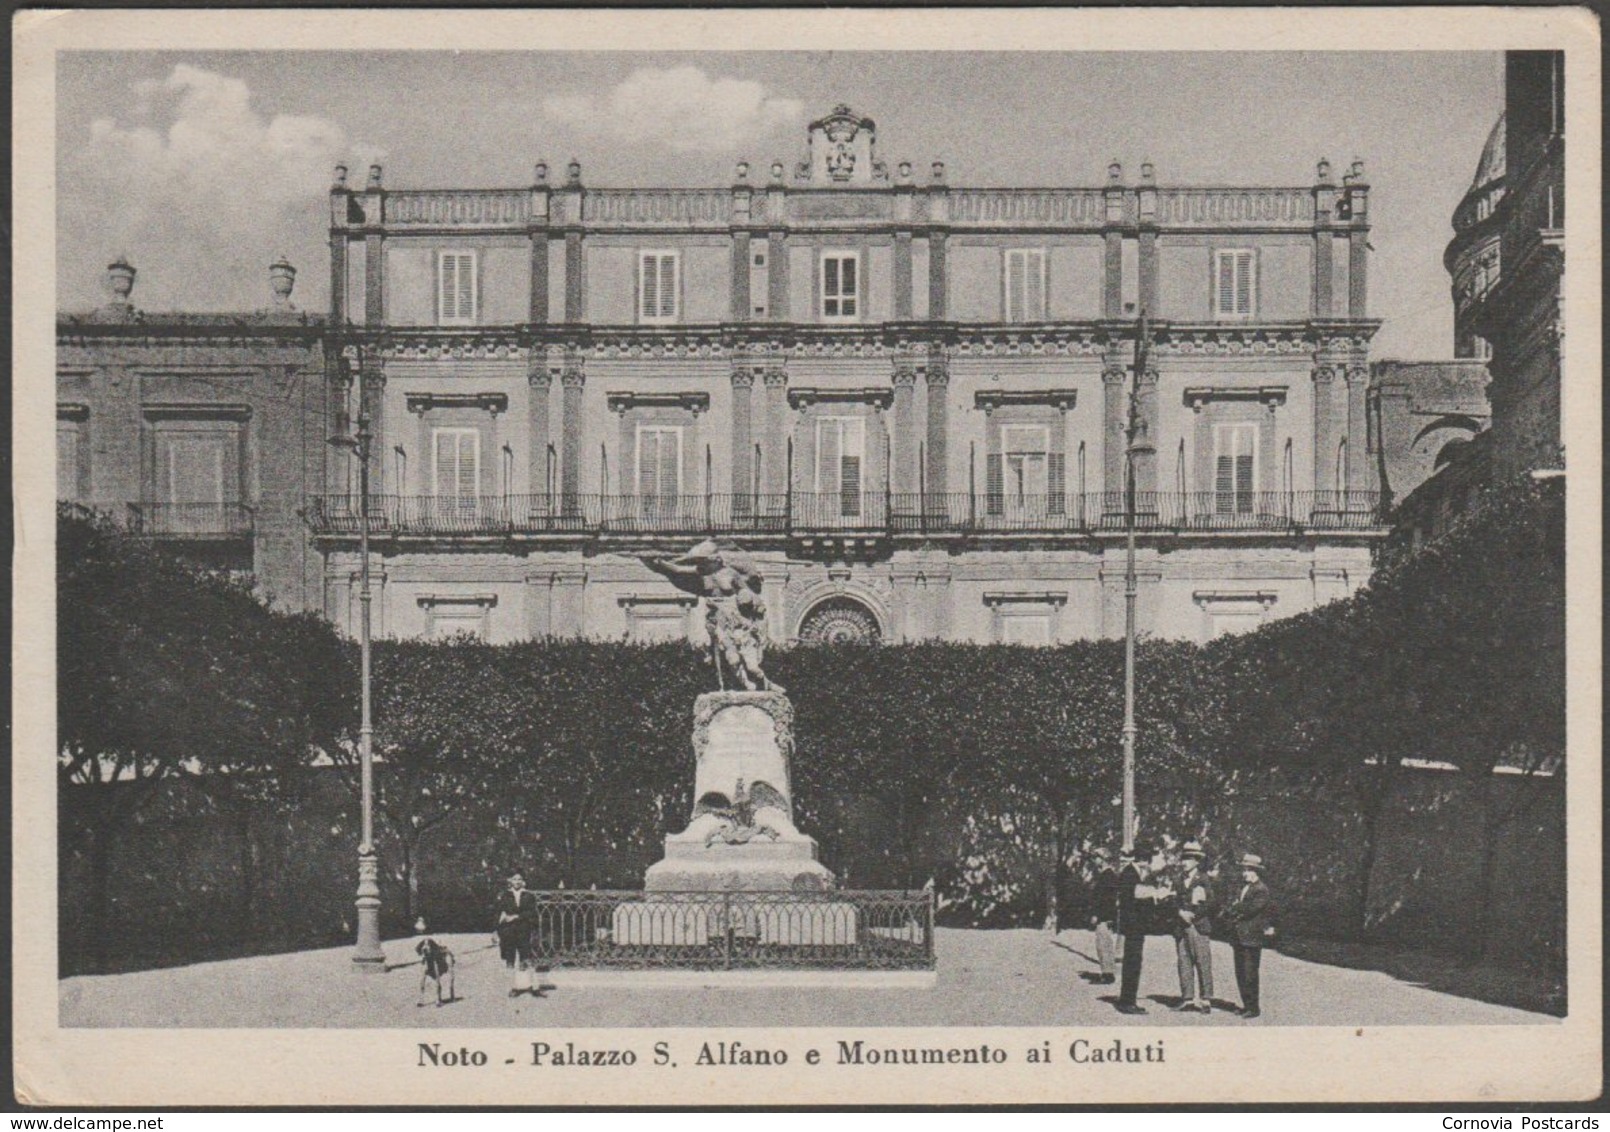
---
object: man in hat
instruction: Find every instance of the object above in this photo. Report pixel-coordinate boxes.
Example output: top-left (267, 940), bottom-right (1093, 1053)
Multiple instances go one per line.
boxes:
top-left (1171, 840), bottom-right (1216, 1013)
top-left (1224, 853), bottom-right (1274, 1018)
top-left (494, 870), bottom-right (540, 998)
top-left (1114, 842), bottom-right (1169, 1014)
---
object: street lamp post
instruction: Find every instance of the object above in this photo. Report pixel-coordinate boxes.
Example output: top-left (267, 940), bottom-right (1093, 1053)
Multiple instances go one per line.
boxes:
top-left (1120, 308), bottom-right (1155, 854)
top-left (333, 343), bottom-right (385, 971)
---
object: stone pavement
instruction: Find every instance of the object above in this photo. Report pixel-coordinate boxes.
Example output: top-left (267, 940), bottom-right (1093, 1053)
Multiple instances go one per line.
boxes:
top-left (59, 928), bottom-right (1553, 1028)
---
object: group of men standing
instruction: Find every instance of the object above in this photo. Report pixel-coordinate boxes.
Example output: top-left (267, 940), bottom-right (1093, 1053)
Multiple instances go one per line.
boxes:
top-left (1089, 842), bottom-right (1274, 1019)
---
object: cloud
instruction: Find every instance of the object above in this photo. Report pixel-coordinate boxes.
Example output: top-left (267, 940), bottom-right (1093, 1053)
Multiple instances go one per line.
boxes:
top-left (542, 66), bottom-right (802, 153)
top-left (60, 64), bottom-right (379, 312)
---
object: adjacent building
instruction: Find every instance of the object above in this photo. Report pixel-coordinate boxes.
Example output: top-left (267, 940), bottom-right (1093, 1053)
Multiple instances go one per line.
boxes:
top-left (56, 258), bottom-right (328, 610)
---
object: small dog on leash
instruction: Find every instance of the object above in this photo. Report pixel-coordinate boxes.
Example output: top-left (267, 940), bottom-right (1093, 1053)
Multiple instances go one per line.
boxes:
top-left (415, 938), bottom-right (456, 1007)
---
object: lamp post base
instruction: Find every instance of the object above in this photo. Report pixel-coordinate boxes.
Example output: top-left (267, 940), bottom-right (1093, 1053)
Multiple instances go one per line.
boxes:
top-left (353, 849), bottom-right (385, 972)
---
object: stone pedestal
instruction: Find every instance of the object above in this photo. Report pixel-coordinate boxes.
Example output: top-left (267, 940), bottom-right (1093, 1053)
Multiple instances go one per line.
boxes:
top-left (641, 690), bottom-right (837, 894)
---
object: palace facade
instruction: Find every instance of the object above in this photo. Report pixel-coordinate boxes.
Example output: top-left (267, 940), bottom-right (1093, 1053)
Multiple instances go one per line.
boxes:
top-left (62, 106), bottom-right (1395, 646)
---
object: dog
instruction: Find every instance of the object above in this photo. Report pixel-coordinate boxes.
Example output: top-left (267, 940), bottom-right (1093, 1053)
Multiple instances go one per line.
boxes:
top-left (415, 938), bottom-right (456, 1007)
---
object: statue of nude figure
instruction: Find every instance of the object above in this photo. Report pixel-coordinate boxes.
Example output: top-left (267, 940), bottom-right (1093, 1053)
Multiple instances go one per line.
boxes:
top-left (637, 539), bottom-right (779, 693)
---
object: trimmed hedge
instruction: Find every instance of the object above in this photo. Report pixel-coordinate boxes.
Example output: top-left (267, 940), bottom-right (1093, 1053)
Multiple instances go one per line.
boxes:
top-left (58, 475), bottom-right (1566, 976)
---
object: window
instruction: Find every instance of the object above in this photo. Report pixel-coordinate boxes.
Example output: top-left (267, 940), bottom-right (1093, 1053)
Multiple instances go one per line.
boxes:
top-left (57, 420), bottom-right (85, 502)
top-left (158, 431), bottom-right (236, 505)
top-left (1004, 249), bottom-right (1046, 322)
top-left (636, 425), bottom-right (683, 513)
top-left (986, 424), bottom-right (1065, 517)
top-left (1001, 612), bottom-right (1052, 647)
top-left (1213, 423), bottom-right (1256, 514)
top-left (821, 251), bottom-right (859, 321)
top-left (432, 427), bottom-right (480, 507)
top-left (638, 251), bottom-right (679, 323)
top-left (1213, 249), bottom-right (1255, 318)
top-left (437, 251), bottom-right (477, 325)
top-left (815, 416), bottom-right (865, 517)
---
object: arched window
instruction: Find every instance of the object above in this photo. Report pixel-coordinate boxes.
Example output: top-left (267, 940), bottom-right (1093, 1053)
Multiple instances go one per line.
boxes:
top-left (798, 597), bottom-right (881, 645)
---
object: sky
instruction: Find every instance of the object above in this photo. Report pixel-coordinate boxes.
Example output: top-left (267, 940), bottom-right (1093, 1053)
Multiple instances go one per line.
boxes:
top-left (56, 50), bottom-right (1503, 359)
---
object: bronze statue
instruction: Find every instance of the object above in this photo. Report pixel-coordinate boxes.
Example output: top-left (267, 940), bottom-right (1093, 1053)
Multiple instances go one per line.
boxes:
top-left (638, 539), bottom-right (778, 692)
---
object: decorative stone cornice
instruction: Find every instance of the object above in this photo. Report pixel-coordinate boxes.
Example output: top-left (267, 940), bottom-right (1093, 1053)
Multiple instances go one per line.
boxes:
top-left (982, 590), bottom-right (1069, 607)
top-left (605, 391), bottom-right (710, 415)
top-left (974, 389), bottom-right (1079, 413)
top-left (787, 386), bottom-right (894, 410)
top-left (1182, 386), bottom-right (1288, 411)
top-left (405, 392), bottom-right (509, 415)
top-left (375, 333), bottom-right (525, 360)
top-left (416, 593), bottom-right (498, 608)
top-left (1193, 590), bottom-right (1278, 609)
top-left (141, 402), bottom-right (253, 422)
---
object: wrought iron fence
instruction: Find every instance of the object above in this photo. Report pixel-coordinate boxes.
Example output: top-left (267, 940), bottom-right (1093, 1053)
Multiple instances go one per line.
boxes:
top-left (306, 490), bottom-right (1385, 538)
top-left (525, 889), bottom-right (935, 971)
top-left (127, 502), bottom-right (254, 538)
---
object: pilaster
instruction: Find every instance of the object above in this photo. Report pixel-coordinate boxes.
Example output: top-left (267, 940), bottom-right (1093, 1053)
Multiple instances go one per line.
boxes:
top-left (761, 366), bottom-right (788, 494)
top-left (1101, 364), bottom-right (1128, 496)
top-left (560, 360), bottom-right (586, 502)
top-left (891, 366), bottom-right (918, 495)
top-left (730, 364), bottom-right (755, 498)
top-left (923, 354), bottom-right (950, 497)
top-left (527, 358), bottom-right (552, 499)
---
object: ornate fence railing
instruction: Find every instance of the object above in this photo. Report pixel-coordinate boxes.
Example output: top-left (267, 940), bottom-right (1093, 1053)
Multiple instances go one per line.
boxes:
top-left (307, 491), bottom-right (1385, 538)
top-left (127, 502), bottom-right (255, 538)
top-left (525, 890), bottom-right (935, 971)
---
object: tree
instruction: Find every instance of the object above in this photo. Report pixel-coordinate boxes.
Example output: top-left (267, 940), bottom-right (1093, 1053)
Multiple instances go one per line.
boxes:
top-left (58, 507), bottom-right (346, 966)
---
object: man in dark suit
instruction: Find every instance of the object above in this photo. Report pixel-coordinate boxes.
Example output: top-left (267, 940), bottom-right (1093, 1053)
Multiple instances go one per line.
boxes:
top-left (1224, 853), bottom-right (1274, 1019)
top-left (1172, 840), bottom-right (1216, 1013)
top-left (494, 870), bottom-right (540, 997)
top-left (1089, 847), bottom-right (1121, 984)
top-left (1114, 842), bottom-right (1168, 1014)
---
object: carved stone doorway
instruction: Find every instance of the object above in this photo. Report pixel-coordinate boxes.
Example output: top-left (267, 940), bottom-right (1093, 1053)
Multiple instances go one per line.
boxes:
top-left (797, 597), bottom-right (882, 645)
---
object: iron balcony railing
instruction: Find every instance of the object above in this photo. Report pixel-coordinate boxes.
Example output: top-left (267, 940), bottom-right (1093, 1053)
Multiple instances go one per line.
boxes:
top-left (127, 501), bottom-right (255, 539)
top-left (306, 490), bottom-right (1385, 538)
top-left (525, 889), bottom-right (935, 971)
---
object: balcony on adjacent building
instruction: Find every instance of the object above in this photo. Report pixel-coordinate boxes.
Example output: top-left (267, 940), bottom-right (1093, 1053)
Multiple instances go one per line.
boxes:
top-left (306, 491), bottom-right (1384, 541)
top-left (127, 502), bottom-right (255, 540)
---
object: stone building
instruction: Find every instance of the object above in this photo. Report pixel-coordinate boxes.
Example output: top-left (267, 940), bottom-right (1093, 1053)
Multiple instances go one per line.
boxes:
top-left (56, 258), bottom-right (328, 610)
top-left (1394, 50), bottom-right (1566, 550)
top-left (1467, 51), bottom-right (1565, 479)
top-left (305, 106), bottom-right (1388, 646)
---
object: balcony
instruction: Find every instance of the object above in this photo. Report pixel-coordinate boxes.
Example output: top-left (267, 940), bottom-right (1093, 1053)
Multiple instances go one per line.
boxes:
top-left (307, 491), bottom-right (1385, 541)
top-left (127, 502), bottom-right (255, 540)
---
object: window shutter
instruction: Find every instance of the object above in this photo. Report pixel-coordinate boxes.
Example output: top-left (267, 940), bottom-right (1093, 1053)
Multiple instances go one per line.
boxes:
top-left (641, 256), bottom-right (657, 319)
top-left (841, 256), bottom-right (856, 316)
top-left (458, 255), bottom-right (474, 321)
top-left (637, 431), bottom-right (659, 498)
top-left (823, 258), bottom-right (839, 317)
top-left (1235, 252), bottom-right (1252, 315)
top-left (1236, 454), bottom-right (1254, 512)
top-left (1048, 451), bottom-right (1066, 514)
top-left (658, 256), bottom-right (676, 319)
top-left (458, 433), bottom-right (477, 497)
top-left (1216, 253), bottom-right (1235, 316)
top-left (1005, 252), bottom-right (1025, 321)
top-left (1026, 251), bottom-right (1045, 321)
top-left (657, 430), bottom-right (679, 496)
top-left (817, 419), bottom-right (840, 494)
top-left (986, 452), bottom-right (1004, 515)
